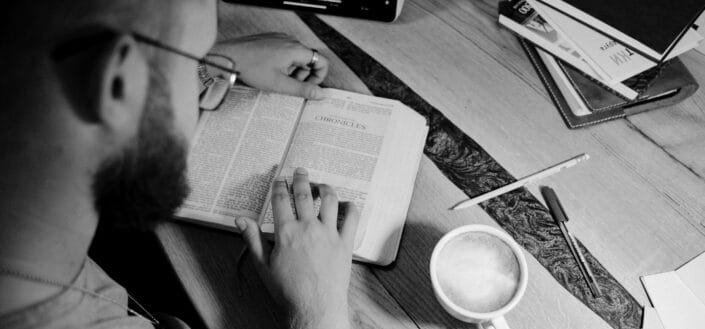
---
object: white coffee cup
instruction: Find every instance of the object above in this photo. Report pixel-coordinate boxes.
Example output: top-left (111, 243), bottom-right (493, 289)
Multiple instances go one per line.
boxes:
top-left (430, 225), bottom-right (528, 329)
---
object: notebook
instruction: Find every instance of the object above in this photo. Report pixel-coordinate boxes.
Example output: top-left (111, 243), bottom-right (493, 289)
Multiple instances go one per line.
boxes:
top-left (498, 0), bottom-right (639, 99)
top-left (528, 0), bottom-right (702, 83)
top-left (520, 38), bottom-right (700, 128)
top-left (533, 0), bottom-right (705, 61)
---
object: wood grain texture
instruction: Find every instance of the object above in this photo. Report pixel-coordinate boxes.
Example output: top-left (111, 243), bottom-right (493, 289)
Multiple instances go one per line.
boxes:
top-left (626, 52), bottom-right (705, 178)
top-left (380, 157), bottom-right (611, 329)
top-left (155, 1), bottom-right (705, 328)
top-left (300, 12), bottom-right (639, 327)
top-left (318, 0), bottom-right (705, 303)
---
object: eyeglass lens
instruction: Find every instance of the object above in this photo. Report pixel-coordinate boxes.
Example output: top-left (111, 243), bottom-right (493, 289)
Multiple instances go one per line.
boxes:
top-left (199, 54), bottom-right (236, 111)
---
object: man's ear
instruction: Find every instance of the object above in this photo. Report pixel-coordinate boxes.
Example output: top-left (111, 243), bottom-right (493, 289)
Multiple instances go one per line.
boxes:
top-left (93, 34), bottom-right (149, 140)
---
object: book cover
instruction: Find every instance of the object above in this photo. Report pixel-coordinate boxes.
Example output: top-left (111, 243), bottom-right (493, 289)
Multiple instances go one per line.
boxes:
top-left (498, 0), bottom-right (638, 99)
top-left (537, 0), bottom-right (705, 61)
top-left (529, 1), bottom-right (658, 83)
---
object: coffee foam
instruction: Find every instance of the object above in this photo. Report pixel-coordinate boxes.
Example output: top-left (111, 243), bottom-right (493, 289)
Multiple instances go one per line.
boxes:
top-left (436, 231), bottom-right (521, 313)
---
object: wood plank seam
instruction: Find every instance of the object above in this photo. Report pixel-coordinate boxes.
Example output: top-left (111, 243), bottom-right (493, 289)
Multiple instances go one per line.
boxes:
top-left (367, 266), bottom-right (423, 329)
top-left (624, 119), bottom-right (704, 181)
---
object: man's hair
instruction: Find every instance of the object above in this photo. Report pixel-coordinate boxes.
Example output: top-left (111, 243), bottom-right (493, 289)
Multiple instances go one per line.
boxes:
top-left (0, 0), bottom-right (199, 134)
top-left (1, 1), bottom-right (177, 56)
top-left (1, 1), bottom-right (189, 88)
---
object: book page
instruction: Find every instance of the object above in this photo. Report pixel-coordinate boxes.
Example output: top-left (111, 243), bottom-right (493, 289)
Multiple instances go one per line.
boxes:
top-left (261, 89), bottom-right (395, 245)
top-left (176, 86), bottom-right (304, 229)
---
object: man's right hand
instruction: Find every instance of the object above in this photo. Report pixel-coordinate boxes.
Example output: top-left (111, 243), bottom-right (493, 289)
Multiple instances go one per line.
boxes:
top-left (235, 167), bottom-right (359, 329)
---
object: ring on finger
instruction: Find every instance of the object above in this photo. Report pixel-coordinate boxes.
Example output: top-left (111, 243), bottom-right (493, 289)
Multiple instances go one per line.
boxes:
top-left (308, 49), bottom-right (319, 68)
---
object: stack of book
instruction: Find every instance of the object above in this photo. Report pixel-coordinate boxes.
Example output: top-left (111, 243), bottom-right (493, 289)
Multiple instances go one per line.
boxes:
top-left (499, 0), bottom-right (704, 128)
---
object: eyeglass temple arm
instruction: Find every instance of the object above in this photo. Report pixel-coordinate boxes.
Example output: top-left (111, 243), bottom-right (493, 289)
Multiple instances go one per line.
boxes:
top-left (130, 32), bottom-right (238, 75)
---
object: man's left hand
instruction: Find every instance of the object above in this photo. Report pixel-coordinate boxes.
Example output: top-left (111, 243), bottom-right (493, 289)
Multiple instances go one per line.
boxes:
top-left (212, 33), bottom-right (329, 99)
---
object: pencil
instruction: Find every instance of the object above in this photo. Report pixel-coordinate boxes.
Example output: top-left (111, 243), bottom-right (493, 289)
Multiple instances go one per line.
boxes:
top-left (451, 153), bottom-right (589, 210)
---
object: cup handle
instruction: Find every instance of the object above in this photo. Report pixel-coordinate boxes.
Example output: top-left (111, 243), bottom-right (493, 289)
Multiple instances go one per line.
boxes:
top-left (481, 316), bottom-right (510, 329)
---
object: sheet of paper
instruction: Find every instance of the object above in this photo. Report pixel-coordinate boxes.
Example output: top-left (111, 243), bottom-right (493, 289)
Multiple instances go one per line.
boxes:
top-left (642, 307), bottom-right (664, 329)
top-left (676, 251), bottom-right (705, 306)
top-left (641, 272), bottom-right (705, 329)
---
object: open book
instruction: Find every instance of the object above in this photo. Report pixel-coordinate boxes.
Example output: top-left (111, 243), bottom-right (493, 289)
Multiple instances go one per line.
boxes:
top-left (176, 86), bottom-right (429, 265)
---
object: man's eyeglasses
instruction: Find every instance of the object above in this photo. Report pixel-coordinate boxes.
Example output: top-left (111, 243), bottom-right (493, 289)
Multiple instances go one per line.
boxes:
top-left (53, 29), bottom-right (237, 111)
top-left (131, 33), bottom-right (238, 111)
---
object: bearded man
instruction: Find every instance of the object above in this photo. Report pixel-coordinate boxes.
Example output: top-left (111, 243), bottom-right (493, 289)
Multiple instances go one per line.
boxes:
top-left (0, 1), bottom-right (359, 329)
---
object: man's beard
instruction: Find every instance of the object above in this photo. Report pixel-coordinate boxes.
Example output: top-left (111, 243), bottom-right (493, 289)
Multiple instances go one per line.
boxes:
top-left (92, 68), bottom-right (190, 231)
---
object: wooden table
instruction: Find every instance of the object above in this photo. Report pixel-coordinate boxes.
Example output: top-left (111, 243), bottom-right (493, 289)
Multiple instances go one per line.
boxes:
top-left (155, 1), bottom-right (705, 328)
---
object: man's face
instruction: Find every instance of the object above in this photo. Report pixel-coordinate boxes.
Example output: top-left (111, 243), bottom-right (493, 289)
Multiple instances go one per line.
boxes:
top-left (92, 69), bottom-right (189, 230)
top-left (92, 1), bottom-right (217, 230)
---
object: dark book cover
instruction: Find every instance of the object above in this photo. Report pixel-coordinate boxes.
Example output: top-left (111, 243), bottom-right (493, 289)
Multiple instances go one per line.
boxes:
top-left (540, 0), bottom-right (705, 58)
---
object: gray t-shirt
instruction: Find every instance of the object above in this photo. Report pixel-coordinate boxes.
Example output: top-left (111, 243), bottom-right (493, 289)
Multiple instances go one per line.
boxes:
top-left (0, 259), bottom-right (154, 329)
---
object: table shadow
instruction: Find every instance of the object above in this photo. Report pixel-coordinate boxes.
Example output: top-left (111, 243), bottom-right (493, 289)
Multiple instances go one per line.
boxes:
top-left (358, 220), bottom-right (484, 329)
top-left (173, 218), bottom-right (495, 329)
top-left (172, 222), bottom-right (288, 329)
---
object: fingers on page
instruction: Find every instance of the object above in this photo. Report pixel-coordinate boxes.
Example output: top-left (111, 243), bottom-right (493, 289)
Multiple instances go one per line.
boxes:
top-left (339, 202), bottom-right (360, 250)
top-left (292, 167), bottom-right (315, 221)
top-left (317, 184), bottom-right (339, 230)
top-left (273, 76), bottom-right (323, 99)
top-left (271, 177), bottom-right (295, 224)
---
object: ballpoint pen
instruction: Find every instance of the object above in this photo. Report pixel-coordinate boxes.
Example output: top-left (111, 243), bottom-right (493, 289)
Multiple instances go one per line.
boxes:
top-left (541, 185), bottom-right (601, 297)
